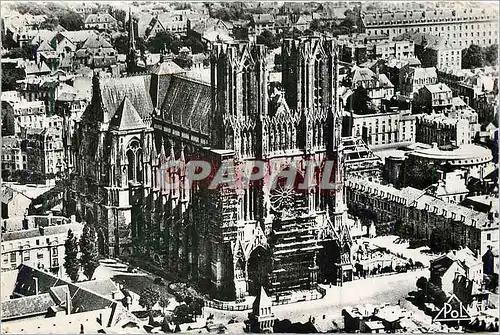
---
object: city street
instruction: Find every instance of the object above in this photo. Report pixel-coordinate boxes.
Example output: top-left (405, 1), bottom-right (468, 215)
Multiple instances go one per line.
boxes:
top-left (205, 269), bottom-right (432, 328)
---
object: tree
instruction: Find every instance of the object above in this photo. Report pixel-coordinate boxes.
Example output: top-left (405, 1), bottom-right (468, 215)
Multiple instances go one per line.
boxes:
top-left (79, 223), bottom-right (99, 280)
top-left (112, 34), bottom-right (129, 54)
top-left (462, 44), bottom-right (484, 69)
top-left (5, 44), bottom-right (36, 60)
top-left (416, 276), bottom-right (428, 291)
top-left (172, 303), bottom-right (192, 325)
top-left (483, 44), bottom-right (499, 66)
top-left (256, 30), bottom-right (278, 49)
top-left (158, 296), bottom-right (170, 315)
top-left (188, 298), bottom-right (204, 321)
top-left (1, 67), bottom-right (25, 91)
top-left (58, 12), bottom-right (84, 31)
top-left (111, 9), bottom-right (127, 29)
top-left (348, 86), bottom-right (372, 114)
top-left (147, 31), bottom-right (178, 54)
top-left (64, 229), bottom-right (80, 282)
top-left (38, 14), bottom-right (59, 30)
top-left (139, 287), bottom-right (160, 325)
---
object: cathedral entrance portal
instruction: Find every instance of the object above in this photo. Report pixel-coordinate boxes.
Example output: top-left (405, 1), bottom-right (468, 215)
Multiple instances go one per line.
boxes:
top-left (247, 246), bottom-right (272, 296)
top-left (318, 240), bottom-right (340, 285)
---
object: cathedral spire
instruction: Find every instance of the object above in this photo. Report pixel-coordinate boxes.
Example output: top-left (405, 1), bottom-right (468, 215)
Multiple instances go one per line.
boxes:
top-left (126, 6), bottom-right (138, 73)
top-left (128, 7), bottom-right (136, 52)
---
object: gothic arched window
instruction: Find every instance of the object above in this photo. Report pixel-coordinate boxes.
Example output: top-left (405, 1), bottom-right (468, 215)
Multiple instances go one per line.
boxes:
top-left (126, 139), bottom-right (142, 183)
top-left (242, 59), bottom-right (252, 117)
top-left (314, 53), bottom-right (324, 109)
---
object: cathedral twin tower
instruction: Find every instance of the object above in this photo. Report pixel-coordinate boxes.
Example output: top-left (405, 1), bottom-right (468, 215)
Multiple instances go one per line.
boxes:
top-left (71, 35), bottom-right (351, 301)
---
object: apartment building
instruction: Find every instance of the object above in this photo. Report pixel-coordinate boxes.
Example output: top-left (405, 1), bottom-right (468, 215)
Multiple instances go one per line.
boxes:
top-left (415, 113), bottom-right (470, 147)
top-left (1, 100), bottom-right (46, 136)
top-left (370, 40), bottom-right (415, 60)
top-left (345, 109), bottom-right (416, 146)
top-left (414, 83), bottom-right (453, 113)
top-left (360, 8), bottom-right (499, 48)
top-left (399, 66), bottom-right (437, 97)
top-left (350, 66), bottom-right (395, 106)
top-left (1, 221), bottom-right (83, 275)
top-left (84, 13), bottom-right (117, 31)
top-left (345, 177), bottom-right (498, 261)
top-left (1, 137), bottom-right (27, 174)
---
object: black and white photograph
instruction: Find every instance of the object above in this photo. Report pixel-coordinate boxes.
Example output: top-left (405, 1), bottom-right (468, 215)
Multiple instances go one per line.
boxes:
top-left (0, 1), bottom-right (499, 333)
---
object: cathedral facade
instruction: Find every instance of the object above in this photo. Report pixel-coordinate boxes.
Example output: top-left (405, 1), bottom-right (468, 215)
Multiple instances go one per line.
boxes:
top-left (69, 35), bottom-right (353, 300)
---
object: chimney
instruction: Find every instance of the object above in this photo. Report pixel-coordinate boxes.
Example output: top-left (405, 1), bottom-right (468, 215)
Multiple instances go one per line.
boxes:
top-left (66, 291), bottom-right (72, 315)
top-left (34, 277), bottom-right (39, 295)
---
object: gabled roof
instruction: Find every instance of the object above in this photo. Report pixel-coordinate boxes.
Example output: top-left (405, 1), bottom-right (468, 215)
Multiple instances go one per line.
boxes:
top-left (252, 14), bottom-right (275, 24)
top-left (81, 34), bottom-right (114, 49)
top-left (76, 279), bottom-right (123, 301)
top-left (1, 293), bottom-right (55, 320)
top-left (412, 67), bottom-right (437, 80)
top-left (252, 286), bottom-right (272, 315)
top-left (85, 13), bottom-right (117, 24)
top-left (109, 96), bottom-right (146, 131)
top-left (88, 76), bottom-right (153, 124)
top-left (30, 30), bottom-right (58, 46)
top-left (430, 254), bottom-right (458, 278)
top-left (152, 60), bottom-right (185, 75)
top-left (23, 60), bottom-right (51, 75)
top-left (59, 30), bottom-right (99, 45)
top-left (160, 75), bottom-right (211, 135)
top-left (425, 83), bottom-right (452, 94)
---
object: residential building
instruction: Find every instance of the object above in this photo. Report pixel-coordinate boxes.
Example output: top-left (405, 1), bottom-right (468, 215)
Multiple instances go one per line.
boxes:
top-left (84, 13), bottom-right (117, 31)
top-left (1, 264), bottom-right (144, 333)
top-left (1, 137), bottom-right (27, 175)
top-left (16, 74), bottom-right (78, 116)
top-left (415, 113), bottom-right (470, 146)
top-left (340, 43), bottom-right (368, 65)
top-left (350, 66), bottom-right (395, 106)
top-left (399, 66), bottom-right (437, 97)
top-left (145, 13), bottom-right (190, 38)
top-left (394, 32), bottom-right (462, 71)
top-left (343, 304), bottom-right (409, 333)
top-left (426, 42), bottom-right (462, 71)
top-left (424, 170), bottom-right (470, 204)
top-left (74, 2), bottom-right (98, 19)
top-left (3, 13), bottom-right (48, 46)
top-left (383, 57), bottom-right (420, 91)
top-left (73, 34), bottom-right (117, 69)
top-left (430, 248), bottom-right (483, 294)
top-left (369, 40), bottom-right (415, 60)
top-left (345, 177), bottom-right (499, 262)
top-left (187, 19), bottom-right (233, 50)
top-left (343, 109), bottom-right (416, 146)
top-left (450, 96), bottom-right (481, 139)
top-left (414, 83), bottom-right (453, 113)
top-left (249, 14), bottom-right (275, 35)
top-left (360, 8), bottom-right (499, 48)
top-left (1, 100), bottom-right (46, 136)
top-left (1, 221), bottom-right (83, 273)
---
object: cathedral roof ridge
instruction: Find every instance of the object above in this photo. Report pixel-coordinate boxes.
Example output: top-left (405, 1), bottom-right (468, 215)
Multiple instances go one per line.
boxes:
top-left (109, 95), bottom-right (146, 132)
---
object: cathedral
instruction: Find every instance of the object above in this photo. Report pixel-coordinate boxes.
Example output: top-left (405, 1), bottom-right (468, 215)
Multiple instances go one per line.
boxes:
top-left (67, 27), bottom-right (353, 300)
